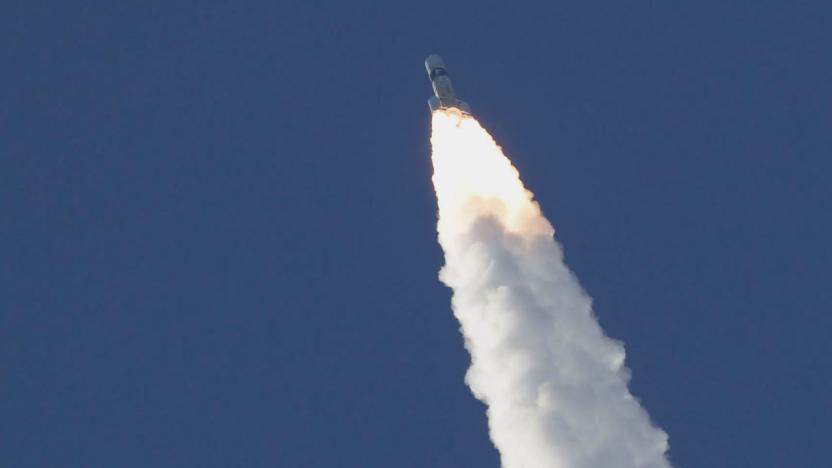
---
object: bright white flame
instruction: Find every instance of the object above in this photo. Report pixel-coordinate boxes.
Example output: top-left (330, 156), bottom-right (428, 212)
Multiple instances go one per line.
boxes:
top-left (431, 111), bottom-right (552, 240)
top-left (430, 110), bottom-right (672, 468)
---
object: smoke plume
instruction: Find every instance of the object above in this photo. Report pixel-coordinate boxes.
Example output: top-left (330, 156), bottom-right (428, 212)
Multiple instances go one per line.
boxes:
top-left (430, 110), bottom-right (672, 468)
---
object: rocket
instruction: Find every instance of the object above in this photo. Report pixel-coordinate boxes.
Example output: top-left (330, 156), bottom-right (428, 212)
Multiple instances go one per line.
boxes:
top-left (425, 54), bottom-right (471, 113)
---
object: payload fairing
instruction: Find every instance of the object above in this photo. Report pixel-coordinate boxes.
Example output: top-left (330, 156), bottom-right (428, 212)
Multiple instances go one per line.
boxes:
top-left (425, 54), bottom-right (471, 113)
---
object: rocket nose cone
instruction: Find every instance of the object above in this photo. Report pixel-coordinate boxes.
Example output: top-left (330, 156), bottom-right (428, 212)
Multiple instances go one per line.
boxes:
top-left (425, 54), bottom-right (446, 73)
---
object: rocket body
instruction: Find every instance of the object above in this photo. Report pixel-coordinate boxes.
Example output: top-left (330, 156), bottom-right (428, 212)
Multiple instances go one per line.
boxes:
top-left (425, 54), bottom-right (471, 113)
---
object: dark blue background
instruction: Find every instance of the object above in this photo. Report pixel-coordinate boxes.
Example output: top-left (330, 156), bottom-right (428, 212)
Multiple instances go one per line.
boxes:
top-left (3, 2), bottom-right (830, 467)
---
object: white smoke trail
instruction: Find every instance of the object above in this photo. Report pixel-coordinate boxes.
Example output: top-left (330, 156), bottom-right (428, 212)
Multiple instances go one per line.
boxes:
top-left (430, 110), bottom-right (672, 468)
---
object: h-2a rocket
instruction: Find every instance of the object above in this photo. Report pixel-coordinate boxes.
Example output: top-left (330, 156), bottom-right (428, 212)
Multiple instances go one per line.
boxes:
top-left (425, 54), bottom-right (471, 114)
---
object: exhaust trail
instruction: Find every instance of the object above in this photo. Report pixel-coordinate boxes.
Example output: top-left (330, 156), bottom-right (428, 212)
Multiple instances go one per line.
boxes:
top-left (430, 110), bottom-right (672, 468)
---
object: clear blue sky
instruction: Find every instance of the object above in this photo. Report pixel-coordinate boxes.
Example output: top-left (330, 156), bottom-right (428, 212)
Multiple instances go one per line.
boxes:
top-left (3, 2), bottom-right (830, 467)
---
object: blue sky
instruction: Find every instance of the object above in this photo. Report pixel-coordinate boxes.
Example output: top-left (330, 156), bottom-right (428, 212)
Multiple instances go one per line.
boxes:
top-left (3, 2), bottom-right (830, 467)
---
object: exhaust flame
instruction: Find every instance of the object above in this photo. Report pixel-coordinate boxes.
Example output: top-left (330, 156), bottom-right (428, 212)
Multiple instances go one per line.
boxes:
top-left (430, 110), bottom-right (672, 468)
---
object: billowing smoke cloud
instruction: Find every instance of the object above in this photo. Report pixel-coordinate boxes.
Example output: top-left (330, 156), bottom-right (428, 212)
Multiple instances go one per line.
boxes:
top-left (430, 110), bottom-right (672, 468)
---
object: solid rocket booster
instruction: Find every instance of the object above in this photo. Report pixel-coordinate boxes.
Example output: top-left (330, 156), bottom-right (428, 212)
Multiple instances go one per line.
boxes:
top-left (425, 54), bottom-right (471, 113)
